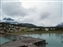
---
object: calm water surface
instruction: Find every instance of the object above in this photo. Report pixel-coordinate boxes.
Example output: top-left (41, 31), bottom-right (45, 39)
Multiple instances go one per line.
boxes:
top-left (22, 33), bottom-right (63, 47)
top-left (0, 35), bottom-right (18, 45)
top-left (0, 37), bottom-right (11, 45)
top-left (0, 33), bottom-right (63, 47)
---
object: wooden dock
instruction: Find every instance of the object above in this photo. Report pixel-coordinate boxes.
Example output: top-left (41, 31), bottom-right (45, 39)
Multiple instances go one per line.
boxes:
top-left (1, 36), bottom-right (47, 47)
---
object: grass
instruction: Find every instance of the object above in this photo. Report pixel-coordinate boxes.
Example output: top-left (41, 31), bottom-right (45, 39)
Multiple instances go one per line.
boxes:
top-left (4, 30), bottom-right (63, 35)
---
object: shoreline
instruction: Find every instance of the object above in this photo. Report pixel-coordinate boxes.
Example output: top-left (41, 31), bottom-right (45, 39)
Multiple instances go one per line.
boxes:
top-left (0, 31), bottom-right (63, 46)
top-left (0, 31), bottom-right (63, 36)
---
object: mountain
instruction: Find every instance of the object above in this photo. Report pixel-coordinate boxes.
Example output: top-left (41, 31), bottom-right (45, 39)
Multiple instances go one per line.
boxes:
top-left (3, 17), bottom-right (19, 24)
top-left (3, 17), bottom-right (37, 27)
top-left (4, 18), bottom-right (14, 21)
top-left (56, 22), bottom-right (63, 27)
top-left (61, 22), bottom-right (63, 26)
top-left (18, 23), bottom-right (37, 27)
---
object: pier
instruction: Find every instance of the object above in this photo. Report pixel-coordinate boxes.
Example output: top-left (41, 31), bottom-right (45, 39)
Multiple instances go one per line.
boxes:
top-left (1, 36), bottom-right (47, 47)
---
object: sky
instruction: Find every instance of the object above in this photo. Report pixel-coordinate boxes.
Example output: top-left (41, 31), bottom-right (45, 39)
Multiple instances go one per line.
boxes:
top-left (1, 0), bottom-right (62, 2)
top-left (62, 2), bottom-right (63, 22)
top-left (0, 0), bottom-right (63, 26)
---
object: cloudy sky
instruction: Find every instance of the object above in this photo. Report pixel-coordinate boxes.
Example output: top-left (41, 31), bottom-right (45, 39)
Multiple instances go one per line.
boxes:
top-left (62, 2), bottom-right (63, 22)
top-left (0, 0), bottom-right (63, 26)
top-left (1, 0), bottom-right (62, 2)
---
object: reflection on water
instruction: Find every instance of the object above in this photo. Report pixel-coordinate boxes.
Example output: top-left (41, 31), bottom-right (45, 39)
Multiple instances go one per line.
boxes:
top-left (22, 33), bottom-right (63, 47)
top-left (0, 37), bottom-right (11, 45)
top-left (4, 35), bottom-right (18, 40)
top-left (0, 33), bottom-right (63, 47)
top-left (38, 44), bottom-right (46, 47)
top-left (0, 35), bottom-right (18, 45)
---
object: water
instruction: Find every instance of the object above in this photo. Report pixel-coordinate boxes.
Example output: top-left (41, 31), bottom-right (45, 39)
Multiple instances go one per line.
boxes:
top-left (0, 33), bottom-right (63, 47)
top-left (22, 33), bottom-right (63, 47)
top-left (0, 37), bottom-right (11, 45)
top-left (0, 35), bottom-right (18, 45)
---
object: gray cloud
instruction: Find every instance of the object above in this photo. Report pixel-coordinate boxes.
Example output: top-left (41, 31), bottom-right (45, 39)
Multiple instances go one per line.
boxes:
top-left (0, 0), bottom-right (1, 8)
top-left (40, 12), bottom-right (50, 20)
top-left (2, 2), bottom-right (28, 16)
top-left (1, 2), bottom-right (62, 26)
top-left (62, 2), bottom-right (63, 22)
top-left (0, 0), bottom-right (1, 21)
top-left (2, 0), bottom-right (18, 1)
top-left (0, 10), bottom-right (1, 20)
top-left (2, 0), bottom-right (62, 2)
top-left (0, 0), bottom-right (1, 10)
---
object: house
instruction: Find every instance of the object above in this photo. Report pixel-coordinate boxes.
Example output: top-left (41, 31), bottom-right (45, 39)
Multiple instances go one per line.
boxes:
top-left (28, 28), bottom-right (35, 31)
